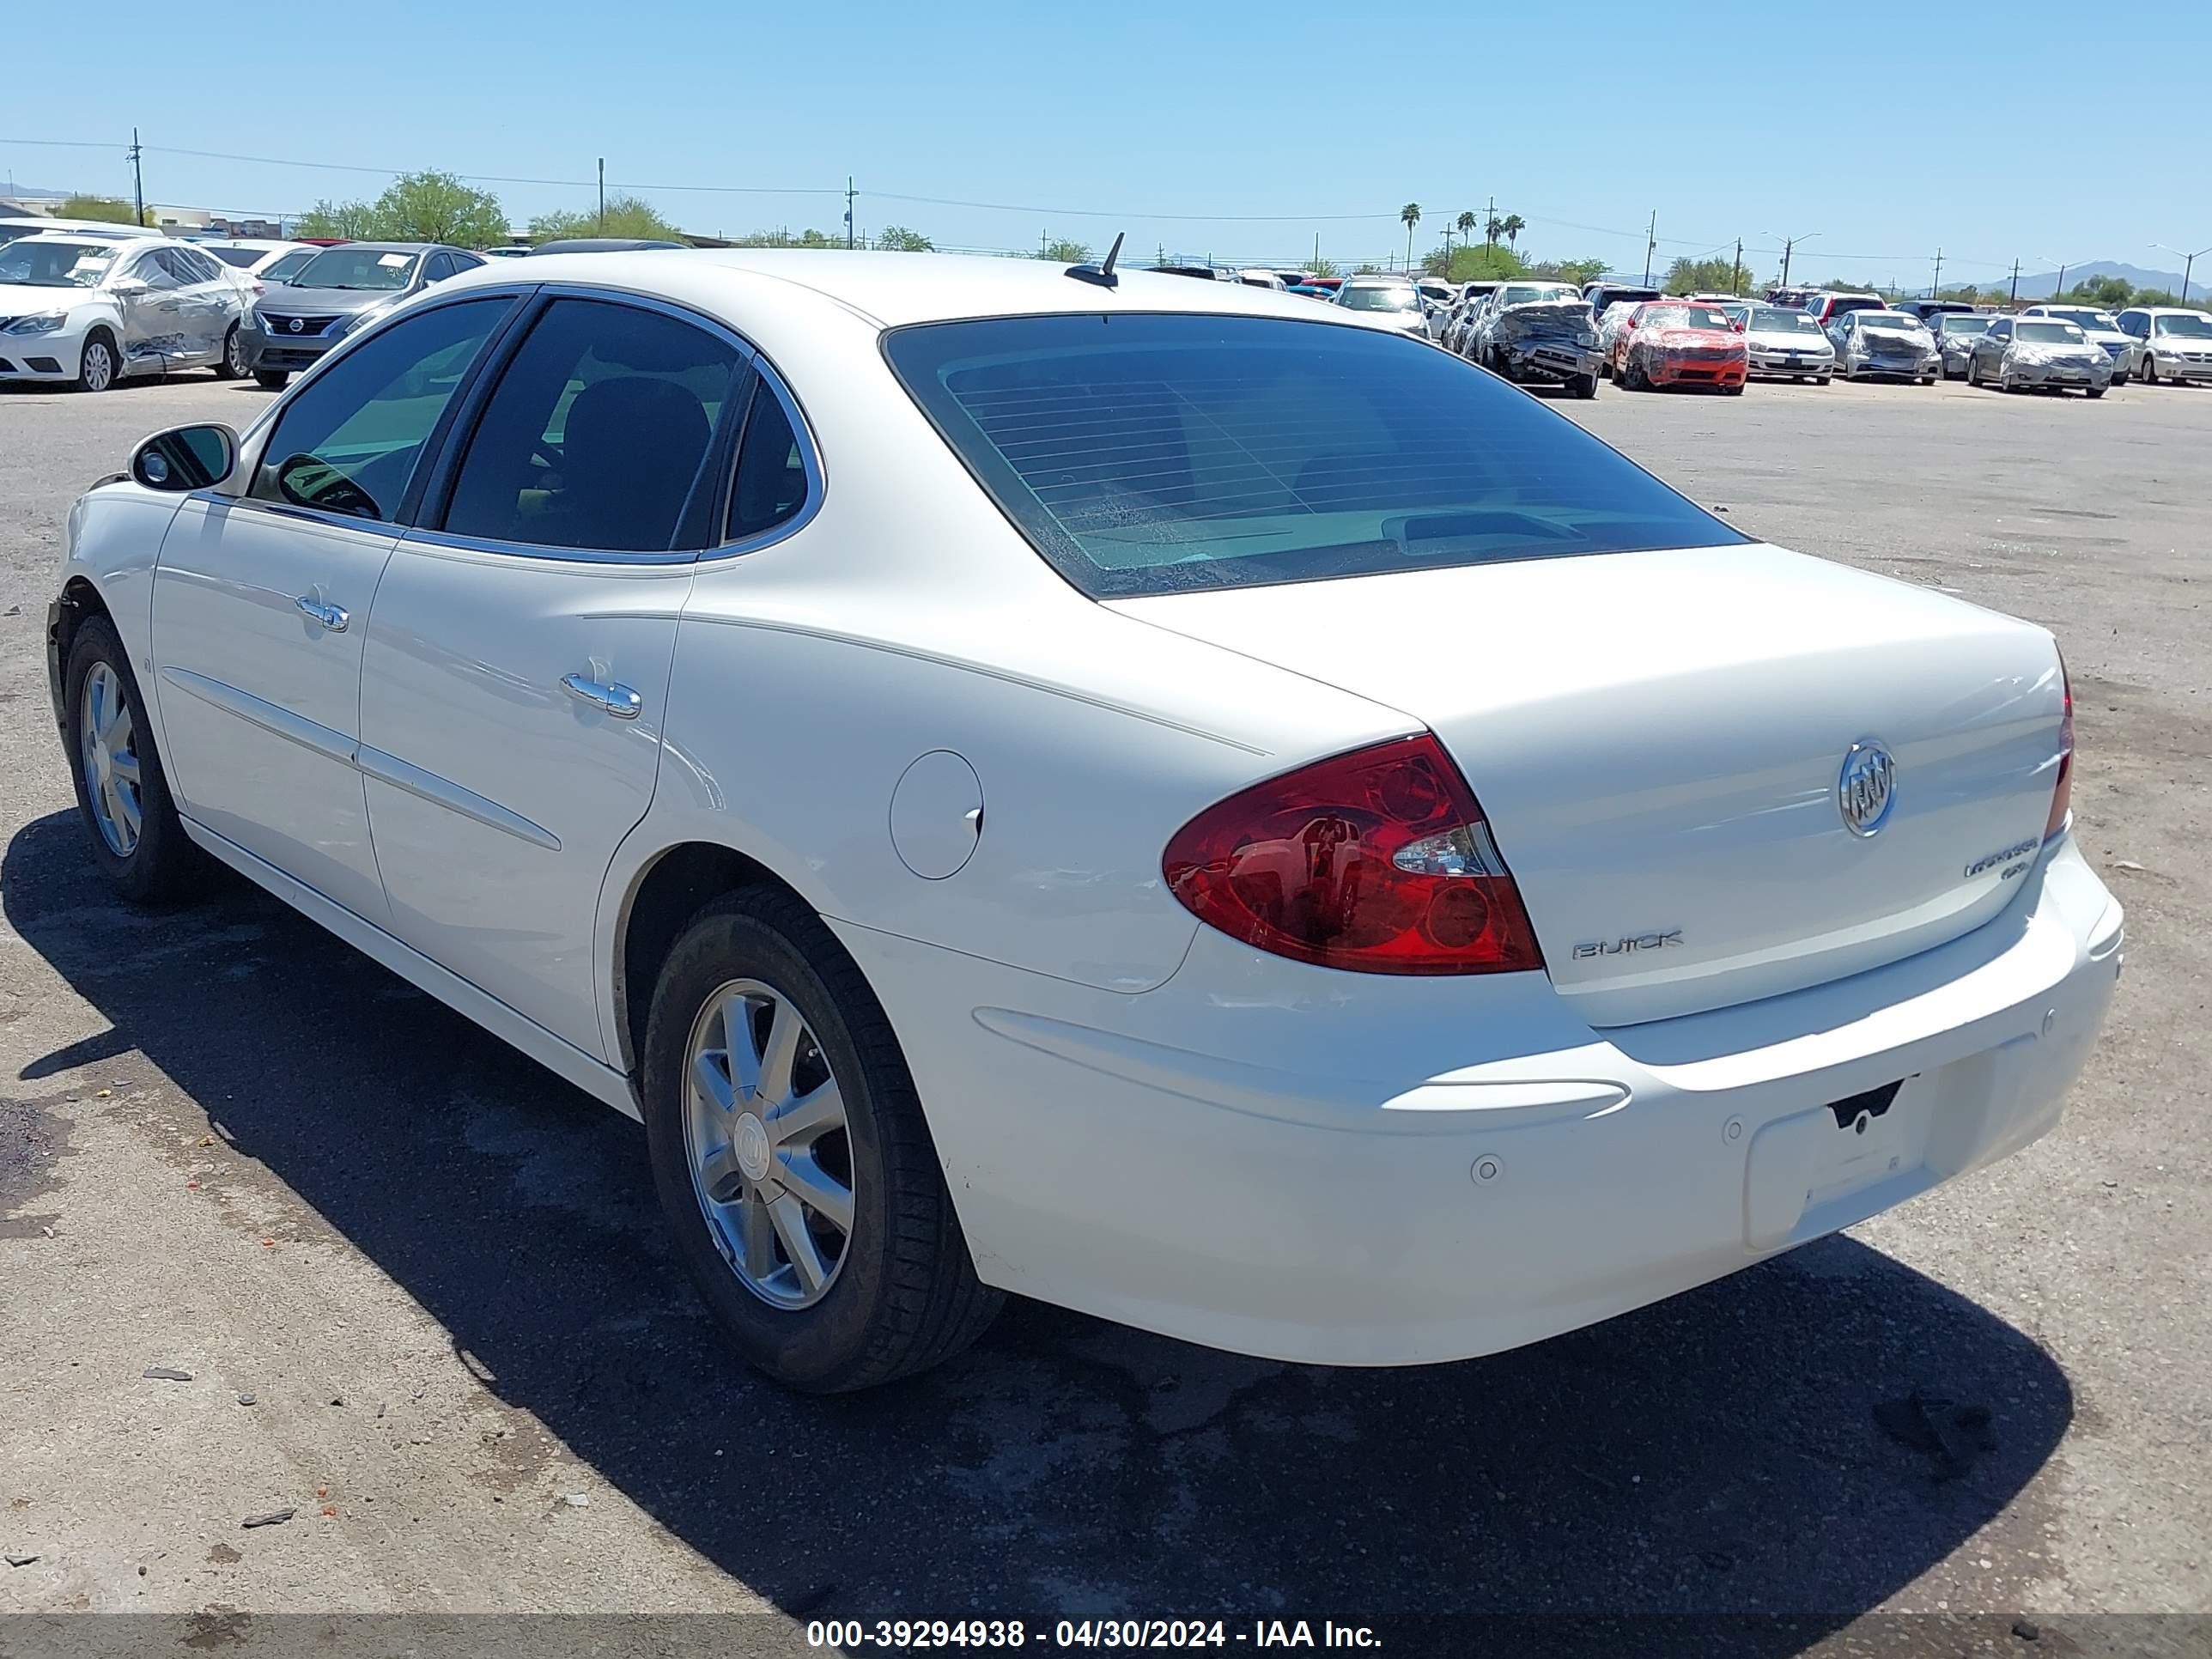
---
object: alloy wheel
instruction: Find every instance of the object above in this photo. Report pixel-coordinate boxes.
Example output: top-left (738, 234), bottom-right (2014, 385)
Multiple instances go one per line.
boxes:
top-left (82, 341), bottom-right (114, 392)
top-left (682, 978), bottom-right (854, 1310)
top-left (79, 662), bottom-right (142, 857)
top-left (225, 329), bottom-right (246, 377)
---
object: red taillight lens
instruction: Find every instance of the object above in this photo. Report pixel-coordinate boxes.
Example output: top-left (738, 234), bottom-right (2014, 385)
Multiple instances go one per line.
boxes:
top-left (1162, 735), bottom-right (1544, 975)
top-left (2045, 659), bottom-right (2075, 842)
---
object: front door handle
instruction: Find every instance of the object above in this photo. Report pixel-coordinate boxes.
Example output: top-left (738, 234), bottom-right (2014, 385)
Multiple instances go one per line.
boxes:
top-left (561, 672), bottom-right (641, 720)
top-left (294, 595), bottom-right (349, 632)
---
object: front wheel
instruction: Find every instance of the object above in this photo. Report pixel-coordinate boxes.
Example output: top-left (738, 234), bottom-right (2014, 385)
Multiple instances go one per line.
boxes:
top-left (641, 887), bottom-right (1000, 1392)
top-left (253, 369), bottom-right (289, 391)
top-left (2140, 356), bottom-right (2159, 386)
top-left (2086, 386), bottom-right (2106, 399)
top-left (212, 325), bottom-right (246, 380)
top-left (1567, 372), bottom-right (1597, 399)
top-left (76, 332), bottom-right (118, 393)
top-left (63, 617), bottom-right (202, 902)
top-left (1814, 374), bottom-right (1831, 386)
top-left (1722, 383), bottom-right (1745, 396)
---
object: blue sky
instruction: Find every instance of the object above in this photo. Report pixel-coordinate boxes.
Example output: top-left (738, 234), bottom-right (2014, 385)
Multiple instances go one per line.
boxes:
top-left (5, 0), bottom-right (2208, 286)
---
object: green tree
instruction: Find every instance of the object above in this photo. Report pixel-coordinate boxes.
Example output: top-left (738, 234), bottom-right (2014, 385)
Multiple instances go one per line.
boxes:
top-left (1666, 255), bottom-right (1749, 295)
top-left (1484, 214), bottom-right (1504, 246)
top-left (1309, 257), bottom-right (1340, 279)
top-left (528, 193), bottom-right (686, 243)
top-left (2066, 274), bottom-right (2133, 309)
top-left (1455, 210), bottom-right (1478, 246)
top-left (1499, 213), bottom-right (1525, 251)
top-left (1427, 241), bottom-right (1527, 282)
top-left (1528, 255), bottom-right (1610, 286)
top-left (58, 194), bottom-right (151, 227)
top-left (875, 224), bottom-right (933, 252)
top-left (1035, 237), bottom-right (1091, 263)
top-left (1400, 203), bottom-right (1420, 268)
top-left (295, 170), bottom-right (508, 246)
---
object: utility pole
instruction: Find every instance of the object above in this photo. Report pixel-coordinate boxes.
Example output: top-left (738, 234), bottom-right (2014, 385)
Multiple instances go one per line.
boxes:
top-left (1642, 210), bottom-right (1656, 285)
top-left (128, 128), bottom-right (145, 228)
top-left (845, 176), bottom-right (856, 249)
top-left (1930, 248), bottom-right (1942, 298)
top-left (1731, 238), bottom-right (1742, 295)
top-left (1312, 231), bottom-right (1320, 270)
top-left (1486, 196), bottom-right (1496, 245)
top-left (596, 158), bottom-right (605, 232)
top-left (2008, 259), bottom-right (2021, 305)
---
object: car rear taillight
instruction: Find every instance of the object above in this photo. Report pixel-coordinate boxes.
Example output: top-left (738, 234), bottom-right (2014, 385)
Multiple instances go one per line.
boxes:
top-left (2045, 658), bottom-right (2075, 842)
top-left (1162, 735), bottom-right (1543, 975)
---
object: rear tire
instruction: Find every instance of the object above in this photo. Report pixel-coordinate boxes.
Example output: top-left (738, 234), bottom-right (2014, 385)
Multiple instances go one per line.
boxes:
top-left (641, 887), bottom-right (1000, 1392)
top-left (76, 331), bottom-right (118, 393)
top-left (253, 369), bottom-right (288, 391)
top-left (63, 617), bottom-right (203, 903)
top-left (212, 325), bottom-right (246, 380)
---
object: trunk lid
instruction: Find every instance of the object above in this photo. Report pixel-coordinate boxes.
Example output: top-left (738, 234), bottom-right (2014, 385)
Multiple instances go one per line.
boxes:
top-left (1113, 544), bottom-right (2067, 1026)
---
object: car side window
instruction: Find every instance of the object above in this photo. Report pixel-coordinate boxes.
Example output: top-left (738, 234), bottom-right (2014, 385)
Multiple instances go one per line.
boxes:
top-left (1989, 319), bottom-right (2011, 339)
top-left (249, 298), bottom-right (508, 524)
top-left (441, 298), bottom-right (745, 554)
top-left (726, 377), bottom-right (809, 543)
top-left (426, 252), bottom-right (459, 283)
top-left (170, 246), bottom-right (223, 284)
top-left (133, 250), bottom-right (185, 292)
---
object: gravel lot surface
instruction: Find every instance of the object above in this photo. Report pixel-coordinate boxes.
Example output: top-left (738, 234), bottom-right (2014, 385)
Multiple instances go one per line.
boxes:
top-left (2, 371), bottom-right (2206, 1655)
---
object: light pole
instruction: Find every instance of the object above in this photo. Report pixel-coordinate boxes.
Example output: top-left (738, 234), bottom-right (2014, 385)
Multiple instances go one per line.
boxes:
top-left (2039, 255), bottom-right (2081, 302)
top-left (1763, 228), bottom-right (1819, 291)
top-left (2153, 243), bottom-right (2212, 307)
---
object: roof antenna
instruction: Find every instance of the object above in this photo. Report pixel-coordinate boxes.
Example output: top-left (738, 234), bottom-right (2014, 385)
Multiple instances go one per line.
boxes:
top-left (1066, 231), bottom-right (1124, 289)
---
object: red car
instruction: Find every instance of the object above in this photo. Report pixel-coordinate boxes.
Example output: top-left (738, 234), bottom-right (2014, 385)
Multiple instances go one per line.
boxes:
top-left (1610, 301), bottom-right (1748, 392)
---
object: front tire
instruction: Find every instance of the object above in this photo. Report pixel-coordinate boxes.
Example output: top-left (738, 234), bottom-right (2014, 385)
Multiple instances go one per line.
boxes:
top-left (213, 325), bottom-right (246, 380)
top-left (641, 887), bottom-right (1000, 1392)
top-left (63, 617), bottom-right (201, 902)
top-left (76, 331), bottom-right (118, 393)
top-left (2086, 386), bottom-right (2106, 399)
top-left (253, 369), bottom-right (289, 391)
top-left (1567, 371), bottom-right (1597, 399)
top-left (2140, 355), bottom-right (2159, 386)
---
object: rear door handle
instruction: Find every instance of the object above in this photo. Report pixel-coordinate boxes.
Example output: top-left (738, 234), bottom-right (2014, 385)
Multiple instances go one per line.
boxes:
top-left (561, 672), bottom-right (641, 720)
top-left (294, 595), bottom-right (349, 632)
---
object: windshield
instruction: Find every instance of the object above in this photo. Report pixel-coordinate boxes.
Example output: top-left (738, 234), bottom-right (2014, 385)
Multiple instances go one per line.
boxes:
top-left (1340, 285), bottom-right (1419, 313)
top-left (2041, 308), bottom-right (2115, 331)
top-left (1751, 307), bottom-right (1821, 334)
top-left (260, 249), bottom-right (317, 284)
top-left (2016, 321), bottom-right (2084, 343)
top-left (1860, 315), bottom-right (1924, 332)
top-left (1644, 305), bottom-right (1732, 331)
top-left (2155, 313), bottom-right (2212, 337)
top-left (1940, 315), bottom-right (1993, 336)
top-left (884, 313), bottom-right (1745, 599)
top-left (292, 246), bottom-right (420, 289)
top-left (0, 240), bottom-right (113, 288)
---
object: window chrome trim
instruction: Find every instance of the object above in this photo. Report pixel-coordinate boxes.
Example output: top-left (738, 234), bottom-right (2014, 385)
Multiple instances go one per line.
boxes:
top-left (398, 526), bottom-right (708, 568)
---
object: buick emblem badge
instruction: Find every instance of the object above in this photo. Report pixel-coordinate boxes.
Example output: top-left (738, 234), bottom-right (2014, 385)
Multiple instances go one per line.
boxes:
top-left (1838, 741), bottom-right (1896, 838)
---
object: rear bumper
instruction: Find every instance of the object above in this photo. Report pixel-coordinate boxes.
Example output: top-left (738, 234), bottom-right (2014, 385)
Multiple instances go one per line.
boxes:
top-left (838, 836), bottom-right (2122, 1366)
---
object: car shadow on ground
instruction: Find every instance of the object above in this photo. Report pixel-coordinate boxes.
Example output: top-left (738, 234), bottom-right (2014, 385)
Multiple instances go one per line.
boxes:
top-left (3, 809), bottom-right (2073, 1640)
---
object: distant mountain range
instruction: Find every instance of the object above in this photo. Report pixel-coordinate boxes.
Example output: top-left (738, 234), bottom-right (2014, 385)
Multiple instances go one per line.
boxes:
top-left (2011, 260), bottom-right (2195, 300)
top-left (0, 183), bottom-right (73, 203)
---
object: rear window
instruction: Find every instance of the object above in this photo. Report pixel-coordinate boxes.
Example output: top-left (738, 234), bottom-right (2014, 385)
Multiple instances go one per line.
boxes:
top-left (883, 313), bottom-right (1746, 599)
top-left (205, 246), bottom-right (263, 268)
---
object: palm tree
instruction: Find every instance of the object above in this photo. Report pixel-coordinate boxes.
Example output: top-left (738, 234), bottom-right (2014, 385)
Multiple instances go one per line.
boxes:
top-left (1485, 214), bottom-right (1504, 246)
top-left (1456, 210), bottom-right (1478, 245)
top-left (1400, 204), bottom-right (1420, 270)
top-left (1501, 213), bottom-right (1525, 251)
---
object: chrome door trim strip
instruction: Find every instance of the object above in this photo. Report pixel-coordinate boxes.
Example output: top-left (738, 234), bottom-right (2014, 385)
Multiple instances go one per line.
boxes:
top-left (156, 666), bottom-right (356, 765)
top-left (356, 743), bottom-right (562, 851)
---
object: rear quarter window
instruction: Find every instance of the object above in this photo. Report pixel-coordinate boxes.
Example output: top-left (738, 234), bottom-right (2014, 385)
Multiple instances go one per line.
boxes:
top-left (883, 313), bottom-right (1746, 599)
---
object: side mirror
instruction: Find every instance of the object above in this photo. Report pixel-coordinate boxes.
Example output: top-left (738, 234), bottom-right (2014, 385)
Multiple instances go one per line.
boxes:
top-left (131, 424), bottom-right (238, 492)
top-left (109, 275), bottom-right (149, 295)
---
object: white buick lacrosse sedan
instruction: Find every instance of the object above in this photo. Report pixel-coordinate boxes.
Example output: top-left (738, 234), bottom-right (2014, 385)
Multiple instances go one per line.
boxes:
top-left (44, 250), bottom-right (2123, 1391)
